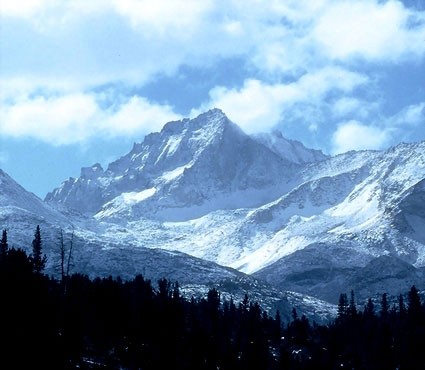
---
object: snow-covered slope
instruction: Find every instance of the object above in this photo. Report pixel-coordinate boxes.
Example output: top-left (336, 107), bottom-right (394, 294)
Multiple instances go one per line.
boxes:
top-left (6, 109), bottom-right (425, 306)
top-left (252, 142), bottom-right (425, 301)
top-left (0, 168), bottom-right (72, 250)
top-left (0, 169), bottom-right (65, 221)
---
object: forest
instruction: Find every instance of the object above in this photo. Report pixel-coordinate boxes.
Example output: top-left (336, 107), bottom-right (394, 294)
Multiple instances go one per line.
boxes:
top-left (1, 227), bottom-right (425, 369)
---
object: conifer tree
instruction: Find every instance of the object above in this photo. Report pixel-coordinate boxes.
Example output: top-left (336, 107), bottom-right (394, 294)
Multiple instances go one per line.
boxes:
top-left (407, 285), bottom-right (422, 317)
top-left (207, 287), bottom-right (220, 311)
top-left (398, 294), bottom-right (406, 317)
top-left (58, 228), bottom-right (66, 282)
top-left (272, 310), bottom-right (282, 343)
top-left (0, 229), bottom-right (8, 263)
top-left (172, 281), bottom-right (180, 301)
top-left (337, 293), bottom-right (349, 319)
top-left (275, 310), bottom-right (281, 330)
top-left (349, 290), bottom-right (357, 317)
top-left (364, 298), bottom-right (375, 321)
top-left (292, 307), bottom-right (298, 321)
top-left (66, 230), bottom-right (74, 277)
top-left (31, 225), bottom-right (47, 273)
top-left (380, 293), bottom-right (389, 319)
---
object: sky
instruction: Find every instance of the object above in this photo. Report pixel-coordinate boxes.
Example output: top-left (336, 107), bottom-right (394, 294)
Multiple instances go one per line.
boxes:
top-left (0, 0), bottom-right (424, 198)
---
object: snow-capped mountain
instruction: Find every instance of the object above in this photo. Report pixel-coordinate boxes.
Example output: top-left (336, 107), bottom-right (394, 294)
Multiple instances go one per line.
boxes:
top-left (4, 109), bottom-right (425, 308)
top-left (46, 109), bottom-right (309, 221)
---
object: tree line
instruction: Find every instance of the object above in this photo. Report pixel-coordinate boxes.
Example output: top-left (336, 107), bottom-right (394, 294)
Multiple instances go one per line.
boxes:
top-left (1, 226), bottom-right (425, 369)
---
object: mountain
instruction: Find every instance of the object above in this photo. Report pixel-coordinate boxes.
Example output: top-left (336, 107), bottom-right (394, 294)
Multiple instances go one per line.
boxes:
top-left (4, 108), bottom-right (425, 311)
top-left (46, 109), bottom-right (312, 221)
top-left (44, 110), bottom-right (425, 304)
top-left (252, 142), bottom-right (425, 301)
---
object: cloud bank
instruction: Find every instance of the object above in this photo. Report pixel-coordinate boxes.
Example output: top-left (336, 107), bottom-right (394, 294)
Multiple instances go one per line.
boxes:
top-left (1, 92), bottom-right (180, 145)
top-left (1, 0), bottom-right (424, 152)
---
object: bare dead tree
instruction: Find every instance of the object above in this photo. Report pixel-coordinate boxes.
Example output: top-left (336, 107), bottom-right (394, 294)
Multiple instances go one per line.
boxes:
top-left (58, 228), bottom-right (66, 282)
top-left (66, 230), bottom-right (74, 278)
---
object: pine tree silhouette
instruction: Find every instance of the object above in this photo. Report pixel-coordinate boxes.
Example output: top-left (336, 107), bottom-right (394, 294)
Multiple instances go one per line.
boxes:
top-left (0, 229), bottom-right (8, 263)
top-left (31, 225), bottom-right (47, 273)
top-left (337, 293), bottom-right (349, 320)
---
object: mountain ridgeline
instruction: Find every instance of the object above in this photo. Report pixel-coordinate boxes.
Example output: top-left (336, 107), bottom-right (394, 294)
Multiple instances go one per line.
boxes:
top-left (45, 109), bottom-right (324, 219)
top-left (2, 108), bottom-right (425, 308)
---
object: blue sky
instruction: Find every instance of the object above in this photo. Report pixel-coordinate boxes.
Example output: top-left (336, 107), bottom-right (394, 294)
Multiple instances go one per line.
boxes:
top-left (1, 0), bottom-right (424, 198)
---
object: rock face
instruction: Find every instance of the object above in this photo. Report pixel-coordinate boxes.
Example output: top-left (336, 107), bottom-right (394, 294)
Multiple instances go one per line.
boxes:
top-left (5, 109), bottom-right (425, 307)
top-left (46, 109), bottom-right (312, 220)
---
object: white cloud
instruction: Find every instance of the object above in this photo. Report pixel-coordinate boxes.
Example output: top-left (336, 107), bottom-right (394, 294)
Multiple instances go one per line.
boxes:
top-left (332, 98), bottom-right (363, 118)
top-left (0, 0), bottom-right (110, 19)
top-left (3, 0), bottom-right (423, 89)
top-left (296, 67), bottom-right (369, 97)
top-left (332, 120), bottom-right (391, 154)
top-left (1, 0), bottom-right (424, 149)
top-left (0, 0), bottom-right (109, 32)
top-left (194, 67), bottom-right (368, 133)
top-left (331, 102), bottom-right (425, 154)
top-left (1, 0), bottom-right (52, 18)
top-left (0, 1), bottom-right (251, 88)
top-left (0, 92), bottom-right (180, 145)
top-left (110, 0), bottom-right (213, 37)
top-left (332, 97), bottom-right (380, 120)
top-left (313, 0), bottom-right (425, 61)
top-left (199, 80), bottom-right (286, 133)
top-left (103, 96), bottom-right (180, 136)
top-left (1, 94), bottom-right (99, 144)
top-left (393, 102), bottom-right (425, 126)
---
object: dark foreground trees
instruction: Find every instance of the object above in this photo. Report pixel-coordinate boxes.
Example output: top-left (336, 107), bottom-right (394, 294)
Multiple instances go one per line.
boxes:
top-left (0, 236), bottom-right (281, 369)
top-left (1, 229), bottom-right (425, 369)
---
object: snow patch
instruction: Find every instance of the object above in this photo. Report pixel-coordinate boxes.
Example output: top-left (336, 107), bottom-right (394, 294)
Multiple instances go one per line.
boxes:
top-left (122, 188), bottom-right (157, 204)
top-left (95, 188), bottom-right (157, 219)
top-left (155, 135), bottom-right (183, 163)
top-left (159, 163), bottom-right (192, 182)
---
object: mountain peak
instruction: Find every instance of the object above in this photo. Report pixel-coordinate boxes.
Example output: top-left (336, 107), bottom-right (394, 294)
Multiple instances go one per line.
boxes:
top-left (46, 109), bottom-right (333, 217)
top-left (187, 108), bottom-right (226, 121)
top-left (186, 108), bottom-right (230, 131)
top-left (197, 107), bottom-right (226, 119)
top-left (136, 108), bottom-right (230, 147)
